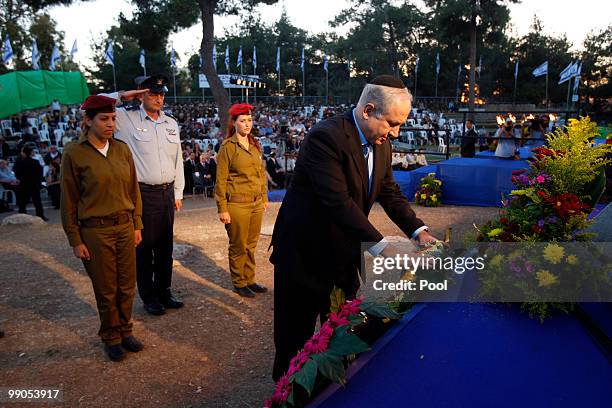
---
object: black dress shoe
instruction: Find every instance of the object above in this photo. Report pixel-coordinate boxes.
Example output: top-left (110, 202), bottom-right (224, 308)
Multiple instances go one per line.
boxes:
top-left (121, 336), bottom-right (144, 352)
top-left (233, 286), bottom-right (255, 298)
top-left (41, 216), bottom-right (49, 222)
top-left (160, 294), bottom-right (184, 309)
top-left (104, 344), bottom-right (125, 362)
top-left (144, 301), bottom-right (166, 316)
top-left (247, 283), bottom-right (268, 293)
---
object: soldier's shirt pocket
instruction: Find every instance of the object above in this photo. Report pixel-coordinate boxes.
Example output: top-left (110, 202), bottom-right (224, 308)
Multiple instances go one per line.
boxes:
top-left (133, 131), bottom-right (152, 142)
top-left (165, 128), bottom-right (180, 144)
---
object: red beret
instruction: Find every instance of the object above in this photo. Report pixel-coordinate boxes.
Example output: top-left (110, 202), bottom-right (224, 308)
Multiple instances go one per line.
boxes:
top-left (228, 103), bottom-right (254, 117)
top-left (80, 95), bottom-right (116, 112)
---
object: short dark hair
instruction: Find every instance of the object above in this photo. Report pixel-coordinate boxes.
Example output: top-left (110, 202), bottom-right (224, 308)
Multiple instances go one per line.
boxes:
top-left (466, 119), bottom-right (474, 124)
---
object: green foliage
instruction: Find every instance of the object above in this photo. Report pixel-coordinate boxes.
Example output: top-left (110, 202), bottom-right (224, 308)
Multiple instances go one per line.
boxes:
top-left (360, 301), bottom-right (402, 319)
top-left (292, 359), bottom-right (318, 395)
top-left (415, 172), bottom-right (443, 207)
top-left (327, 327), bottom-right (370, 357)
top-left (329, 287), bottom-right (346, 314)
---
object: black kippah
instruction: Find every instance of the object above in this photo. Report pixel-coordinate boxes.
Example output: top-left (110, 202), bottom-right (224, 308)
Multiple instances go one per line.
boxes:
top-left (370, 75), bottom-right (405, 89)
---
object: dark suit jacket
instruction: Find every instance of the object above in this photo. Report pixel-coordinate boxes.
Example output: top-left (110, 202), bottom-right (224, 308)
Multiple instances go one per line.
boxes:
top-left (195, 161), bottom-right (216, 186)
top-left (271, 111), bottom-right (424, 294)
top-left (461, 128), bottom-right (477, 157)
top-left (13, 157), bottom-right (43, 192)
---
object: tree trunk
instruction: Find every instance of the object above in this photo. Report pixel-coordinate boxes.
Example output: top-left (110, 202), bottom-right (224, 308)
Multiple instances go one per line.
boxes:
top-left (198, 0), bottom-right (230, 137)
top-left (468, 1), bottom-right (477, 118)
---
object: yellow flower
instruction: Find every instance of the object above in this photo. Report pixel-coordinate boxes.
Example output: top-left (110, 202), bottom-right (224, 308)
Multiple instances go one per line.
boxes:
top-left (435, 180), bottom-right (442, 186)
top-left (487, 228), bottom-right (504, 238)
top-left (536, 270), bottom-right (559, 287)
top-left (489, 254), bottom-right (504, 268)
top-left (566, 255), bottom-right (578, 265)
top-left (420, 194), bottom-right (427, 200)
top-left (510, 189), bottom-right (527, 196)
top-left (543, 243), bottom-right (565, 264)
top-left (431, 195), bottom-right (437, 202)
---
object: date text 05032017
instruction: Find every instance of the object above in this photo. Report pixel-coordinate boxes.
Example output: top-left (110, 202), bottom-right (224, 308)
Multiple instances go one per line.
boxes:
top-left (0, 388), bottom-right (63, 402)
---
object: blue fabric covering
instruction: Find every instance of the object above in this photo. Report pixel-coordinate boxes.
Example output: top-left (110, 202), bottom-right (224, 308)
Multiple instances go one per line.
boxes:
top-left (311, 303), bottom-right (611, 408)
top-left (268, 189), bottom-right (287, 202)
top-left (436, 158), bottom-right (529, 206)
top-left (394, 165), bottom-right (437, 201)
top-left (476, 146), bottom-right (534, 159)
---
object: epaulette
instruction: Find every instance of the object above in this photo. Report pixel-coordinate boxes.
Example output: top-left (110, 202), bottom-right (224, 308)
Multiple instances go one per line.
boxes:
top-left (124, 105), bottom-right (140, 111)
top-left (221, 138), bottom-right (232, 145)
top-left (163, 110), bottom-right (177, 121)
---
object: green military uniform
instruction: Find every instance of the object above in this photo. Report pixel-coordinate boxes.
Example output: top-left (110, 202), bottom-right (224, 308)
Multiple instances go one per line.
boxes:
top-left (60, 137), bottom-right (143, 346)
top-left (215, 135), bottom-right (268, 289)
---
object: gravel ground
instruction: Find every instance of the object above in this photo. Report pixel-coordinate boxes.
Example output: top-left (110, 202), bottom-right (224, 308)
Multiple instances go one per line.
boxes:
top-left (0, 198), bottom-right (498, 407)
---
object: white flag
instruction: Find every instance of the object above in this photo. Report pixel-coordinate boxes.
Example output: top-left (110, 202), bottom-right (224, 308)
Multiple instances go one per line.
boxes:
top-left (573, 62), bottom-right (582, 94)
top-left (170, 47), bottom-right (176, 67)
top-left (532, 61), bottom-right (548, 77)
top-left (435, 52), bottom-right (440, 75)
top-left (105, 41), bottom-right (114, 66)
top-left (31, 39), bottom-right (41, 70)
top-left (323, 53), bottom-right (329, 72)
top-left (559, 61), bottom-right (578, 84)
top-left (477, 55), bottom-right (482, 77)
top-left (415, 56), bottom-right (419, 74)
top-left (514, 61), bottom-right (519, 79)
top-left (212, 44), bottom-right (217, 69)
top-left (253, 46), bottom-right (257, 69)
top-left (236, 45), bottom-right (242, 68)
top-left (70, 39), bottom-right (78, 59)
top-left (49, 45), bottom-right (61, 71)
top-left (139, 49), bottom-right (146, 69)
top-left (300, 48), bottom-right (305, 72)
top-left (199, 54), bottom-right (202, 68)
top-left (2, 35), bottom-right (14, 64)
top-left (276, 47), bottom-right (280, 73)
top-left (224, 45), bottom-right (229, 72)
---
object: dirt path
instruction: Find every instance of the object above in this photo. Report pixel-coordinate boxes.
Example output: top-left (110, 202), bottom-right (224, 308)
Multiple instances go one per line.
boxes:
top-left (0, 200), bottom-right (497, 407)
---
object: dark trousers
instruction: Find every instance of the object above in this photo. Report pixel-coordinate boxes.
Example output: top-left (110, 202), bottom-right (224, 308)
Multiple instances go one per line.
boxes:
top-left (48, 184), bottom-right (61, 208)
top-left (136, 185), bottom-right (175, 304)
top-left (17, 187), bottom-right (45, 218)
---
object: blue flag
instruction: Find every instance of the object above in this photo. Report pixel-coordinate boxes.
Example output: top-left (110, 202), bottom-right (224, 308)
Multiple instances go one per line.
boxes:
top-left (49, 45), bottom-right (61, 71)
top-left (435, 52), bottom-right (440, 75)
top-left (253, 46), bottom-right (257, 69)
top-left (2, 35), bottom-right (14, 64)
top-left (70, 40), bottom-right (78, 59)
top-left (236, 45), bottom-right (242, 68)
top-left (300, 47), bottom-right (305, 72)
top-left (105, 41), bottom-right (114, 66)
top-left (212, 44), bottom-right (217, 69)
top-left (139, 49), bottom-right (146, 69)
top-left (224, 45), bottom-right (230, 72)
top-left (276, 47), bottom-right (280, 73)
top-left (323, 53), bottom-right (329, 72)
top-left (31, 39), bottom-right (40, 70)
top-left (170, 47), bottom-right (176, 67)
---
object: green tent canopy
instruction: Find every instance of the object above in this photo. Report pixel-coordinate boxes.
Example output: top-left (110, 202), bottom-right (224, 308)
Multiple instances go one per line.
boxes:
top-left (0, 70), bottom-right (90, 119)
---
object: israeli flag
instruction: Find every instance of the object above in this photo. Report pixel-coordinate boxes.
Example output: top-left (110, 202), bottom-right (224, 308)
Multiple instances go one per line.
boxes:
top-left (323, 53), bottom-right (328, 72)
top-left (199, 54), bottom-right (202, 68)
top-left (276, 47), bottom-right (280, 73)
top-left (532, 61), bottom-right (548, 77)
top-left (70, 39), bottom-right (78, 59)
top-left (170, 47), bottom-right (176, 67)
top-left (573, 62), bottom-right (582, 93)
top-left (253, 46), bottom-right (257, 69)
top-left (105, 41), bottom-right (114, 66)
top-left (300, 47), bottom-right (304, 72)
top-left (2, 35), bottom-right (14, 64)
top-left (415, 56), bottom-right (419, 74)
top-left (477, 55), bottom-right (482, 77)
top-left (224, 45), bottom-right (229, 72)
top-left (559, 61), bottom-right (578, 84)
top-left (435, 52), bottom-right (440, 75)
top-left (49, 45), bottom-right (61, 71)
top-left (212, 44), bottom-right (217, 69)
top-left (139, 49), bottom-right (146, 69)
top-left (514, 61), bottom-right (519, 79)
top-left (236, 45), bottom-right (242, 68)
top-left (32, 39), bottom-right (41, 70)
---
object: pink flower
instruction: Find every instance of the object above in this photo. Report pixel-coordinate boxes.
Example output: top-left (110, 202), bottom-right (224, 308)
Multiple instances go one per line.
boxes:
top-left (536, 175), bottom-right (546, 183)
top-left (287, 351), bottom-right (310, 376)
top-left (304, 329), bottom-right (332, 354)
top-left (272, 374), bottom-right (292, 403)
top-left (264, 399), bottom-right (274, 408)
top-left (339, 298), bottom-right (363, 318)
top-left (328, 312), bottom-right (350, 328)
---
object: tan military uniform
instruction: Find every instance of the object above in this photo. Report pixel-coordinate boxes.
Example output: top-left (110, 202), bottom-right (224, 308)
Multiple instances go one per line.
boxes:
top-left (60, 138), bottom-right (143, 345)
top-left (215, 135), bottom-right (268, 288)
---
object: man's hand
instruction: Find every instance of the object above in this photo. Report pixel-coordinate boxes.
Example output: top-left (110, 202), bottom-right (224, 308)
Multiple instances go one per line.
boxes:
top-left (120, 89), bottom-right (149, 102)
top-left (174, 199), bottom-right (182, 212)
top-left (416, 230), bottom-right (439, 247)
top-left (219, 212), bottom-right (231, 224)
top-left (73, 244), bottom-right (91, 260)
top-left (134, 229), bottom-right (142, 247)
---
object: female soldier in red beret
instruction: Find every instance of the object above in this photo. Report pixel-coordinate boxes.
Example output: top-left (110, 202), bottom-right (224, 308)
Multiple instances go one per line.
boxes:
top-left (215, 103), bottom-right (269, 298)
top-left (60, 94), bottom-right (144, 361)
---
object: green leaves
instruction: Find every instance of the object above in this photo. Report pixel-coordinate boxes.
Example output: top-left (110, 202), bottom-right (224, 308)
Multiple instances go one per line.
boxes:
top-left (360, 301), bottom-right (402, 320)
top-left (311, 352), bottom-right (346, 385)
top-left (292, 359), bottom-right (318, 396)
top-left (328, 327), bottom-right (370, 357)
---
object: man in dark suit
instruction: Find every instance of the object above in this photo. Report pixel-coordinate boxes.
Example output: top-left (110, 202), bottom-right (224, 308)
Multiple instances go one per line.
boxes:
top-left (265, 151), bottom-right (284, 188)
top-left (184, 152), bottom-right (197, 195)
top-left (270, 75), bottom-right (437, 379)
top-left (195, 153), bottom-right (216, 195)
top-left (460, 119), bottom-right (478, 158)
top-left (13, 145), bottom-right (47, 221)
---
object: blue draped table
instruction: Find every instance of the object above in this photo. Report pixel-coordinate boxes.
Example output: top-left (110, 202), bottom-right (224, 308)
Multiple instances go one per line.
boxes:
top-left (310, 302), bottom-right (611, 408)
top-left (476, 146), bottom-right (534, 159)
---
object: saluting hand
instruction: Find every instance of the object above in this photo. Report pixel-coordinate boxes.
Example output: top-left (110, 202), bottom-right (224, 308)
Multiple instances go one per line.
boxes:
top-left (134, 229), bottom-right (142, 247)
top-left (120, 89), bottom-right (149, 102)
top-left (73, 244), bottom-right (91, 261)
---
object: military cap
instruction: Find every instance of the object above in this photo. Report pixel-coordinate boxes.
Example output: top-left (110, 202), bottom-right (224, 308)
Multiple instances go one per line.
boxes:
top-left (228, 103), bottom-right (254, 117)
top-left (134, 73), bottom-right (169, 93)
top-left (80, 95), bottom-right (116, 115)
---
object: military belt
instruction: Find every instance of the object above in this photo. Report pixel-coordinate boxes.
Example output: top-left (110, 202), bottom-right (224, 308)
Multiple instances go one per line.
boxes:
top-left (228, 194), bottom-right (262, 203)
top-left (80, 212), bottom-right (132, 228)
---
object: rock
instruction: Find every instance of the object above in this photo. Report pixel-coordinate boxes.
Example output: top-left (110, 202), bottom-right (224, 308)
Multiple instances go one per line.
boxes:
top-left (1, 214), bottom-right (46, 226)
top-left (173, 244), bottom-right (194, 260)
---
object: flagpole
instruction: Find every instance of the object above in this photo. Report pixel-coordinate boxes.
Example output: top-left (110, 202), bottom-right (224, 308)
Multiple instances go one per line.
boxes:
top-left (112, 64), bottom-right (117, 92)
top-left (566, 78), bottom-right (572, 111)
top-left (173, 66), bottom-right (177, 103)
top-left (545, 71), bottom-right (548, 107)
top-left (253, 63), bottom-right (257, 103)
top-left (302, 67), bottom-right (305, 104)
top-left (414, 70), bottom-right (418, 102)
top-left (326, 70), bottom-right (329, 104)
top-left (240, 58), bottom-right (244, 102)
top-left (435, 72), bottom-right (438, 98)
top-left (513, 73), bottom-right (517, 105)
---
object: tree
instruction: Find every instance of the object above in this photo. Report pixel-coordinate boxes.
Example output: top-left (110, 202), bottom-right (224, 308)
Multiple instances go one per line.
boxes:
top-left (580, 25), bottom-right (611, 114)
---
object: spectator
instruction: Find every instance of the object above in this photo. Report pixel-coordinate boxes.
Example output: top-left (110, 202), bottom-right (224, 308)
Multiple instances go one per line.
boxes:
top-left (495, 119), bottom-right (519, 159)
top-left (0, 136), bottom-right (10, 159)
top-left (266, 152), bottom-right (284, 188)
top-left (184, 152), bottom-right (197, 195)
top-left (460, 119), bottom-right (477, 158)
top-left (13, 145), bottom-right (47, 221)
top-left (46, 160), bottom-right (61, 209)
top-left (43, 144), bottom-right (62, 165)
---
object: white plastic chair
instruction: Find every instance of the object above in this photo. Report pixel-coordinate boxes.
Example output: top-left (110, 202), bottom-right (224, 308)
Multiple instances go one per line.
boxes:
top-left (438, 136), bottom-right (447, 153)
top-left (58, 122), bottom-right (68, 131)
top-left (1, 120), bottom-right (12, 136)
top-left (39, 130), bottom-right (50, 142)
top-left (53, 129), bottom-right (64, 145)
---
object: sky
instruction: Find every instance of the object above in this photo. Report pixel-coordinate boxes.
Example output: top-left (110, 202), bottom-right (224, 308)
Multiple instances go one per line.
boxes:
top-left (47, 0), bottom-right (611, 70)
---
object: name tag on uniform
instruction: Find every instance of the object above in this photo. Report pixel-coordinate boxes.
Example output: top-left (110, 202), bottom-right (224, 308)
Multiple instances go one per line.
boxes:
top-left (166, 128), bottom-right (177, 136)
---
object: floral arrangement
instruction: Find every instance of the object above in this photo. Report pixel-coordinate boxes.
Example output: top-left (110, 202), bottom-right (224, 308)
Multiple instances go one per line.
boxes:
top-left (475, 116), bottom-right (612, 320)
top-left (265, 288), bottom-right (404, 407)
top-left (414, 172), bottom-right (442, 207)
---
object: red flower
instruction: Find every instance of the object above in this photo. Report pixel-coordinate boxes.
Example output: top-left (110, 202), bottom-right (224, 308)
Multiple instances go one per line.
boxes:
top-left (287, 351), bottom-right (310, 377)
top-left (328, 311), bottom-right (350, 328)
top-left (544, 193), bottom-right (591, 220)
top-left (339, 298), bottom-right (363, 318)
top-left (500, 217), bottom-right (509, 224)
top-left (272, 374), bottom-right (292, 404)
top-left (304, 327), bottom-right (332, 354)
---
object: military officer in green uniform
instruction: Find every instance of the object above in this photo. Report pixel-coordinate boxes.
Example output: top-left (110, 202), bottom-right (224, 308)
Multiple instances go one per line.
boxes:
top-left (60, 95), bottom-right (144, 362)
top-left (215, 103), bottom-right (269, 298)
